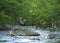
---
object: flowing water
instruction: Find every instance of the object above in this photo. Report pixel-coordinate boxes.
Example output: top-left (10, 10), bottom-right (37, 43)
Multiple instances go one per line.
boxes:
top-left (0, 26), bottom-right (60, 43)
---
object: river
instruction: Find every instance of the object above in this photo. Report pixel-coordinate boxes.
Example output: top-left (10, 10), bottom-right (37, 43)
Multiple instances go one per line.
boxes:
top-left (0, 27), bottom-right (60, 43)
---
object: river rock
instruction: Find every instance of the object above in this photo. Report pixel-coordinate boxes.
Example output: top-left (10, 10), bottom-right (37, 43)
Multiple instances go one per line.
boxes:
top-left (46, 33), bottom-right (60, 39)
top-left (9, 28), bottom-right (40, 36)
top-left (0, 40), bottom-right (7, 42)
top-left (31, 38), bottom-right (40, 40)
top-left (46, 33), bottom-right (55, 39)
top-left (9, 29), bottom-right (26, 36)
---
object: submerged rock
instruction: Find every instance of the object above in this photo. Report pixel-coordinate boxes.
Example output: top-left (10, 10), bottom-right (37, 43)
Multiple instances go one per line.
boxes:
top-left (0, 40), bottom-right (7, 42)
top-left (9, 28), bottom-right (40, 36)
top-left (31, 38), bottom-right (40, 40)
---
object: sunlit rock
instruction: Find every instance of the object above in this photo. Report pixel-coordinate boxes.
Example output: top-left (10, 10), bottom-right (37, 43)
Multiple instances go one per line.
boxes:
top-left (9, 28), bottom-right (26, 36)
top-left (9, 28), bottom-right (40, 36)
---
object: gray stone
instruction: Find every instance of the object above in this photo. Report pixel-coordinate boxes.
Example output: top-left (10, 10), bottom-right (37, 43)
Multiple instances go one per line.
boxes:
top-left (46, 33), bottom-right (60, 39)
top-left (31, 38), bottom-right (40, 40)
top-left (46, 33), bottom-right (55, 39)
top-left (9, 28), bottom-right (40, 36)
top-left (0, 40), bottom-right (7, 42)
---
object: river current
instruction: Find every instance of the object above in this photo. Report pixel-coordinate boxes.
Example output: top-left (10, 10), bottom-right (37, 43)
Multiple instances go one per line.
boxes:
top-left (0, 27), bottom-right (60, 43)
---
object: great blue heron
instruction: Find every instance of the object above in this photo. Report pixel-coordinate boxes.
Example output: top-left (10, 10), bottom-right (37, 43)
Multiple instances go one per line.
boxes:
top-left (19, 17), bottom-right (26, 26)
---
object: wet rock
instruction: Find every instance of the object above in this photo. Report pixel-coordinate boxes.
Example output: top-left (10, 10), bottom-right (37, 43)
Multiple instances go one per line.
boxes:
top-left (46, 33), bottom-right (55, 39)
top-left (0, 40), bottom-right (7, 42)
top-left (31, 38), bottom-right (40, 40)
top-left (46, 33), bottom-right (60, 39)
top-left (9, 28), bottom-right (40, 36)
top-left (26, 31), bottom-right (40, 36)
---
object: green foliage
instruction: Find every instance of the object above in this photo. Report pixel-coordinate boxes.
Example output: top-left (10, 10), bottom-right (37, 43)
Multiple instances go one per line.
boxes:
top-left (0, 11), bottom-right (15, 24)
top-left (0, 0), bottom-right (60, 29)
top-left (22, 0), bottom-right (60, 27)
top-left (0, 0), bottom-right (23, 25)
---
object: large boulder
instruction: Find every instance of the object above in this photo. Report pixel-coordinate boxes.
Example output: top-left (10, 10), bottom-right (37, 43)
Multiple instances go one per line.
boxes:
top-left (9, 29), bottom-right (26, 36)
top-left (46, 33), bottom-right (60, 39)
top-left (9, 28), bottom-right (40, 36)
top-left (46, 33), bottom-right (55, 39)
